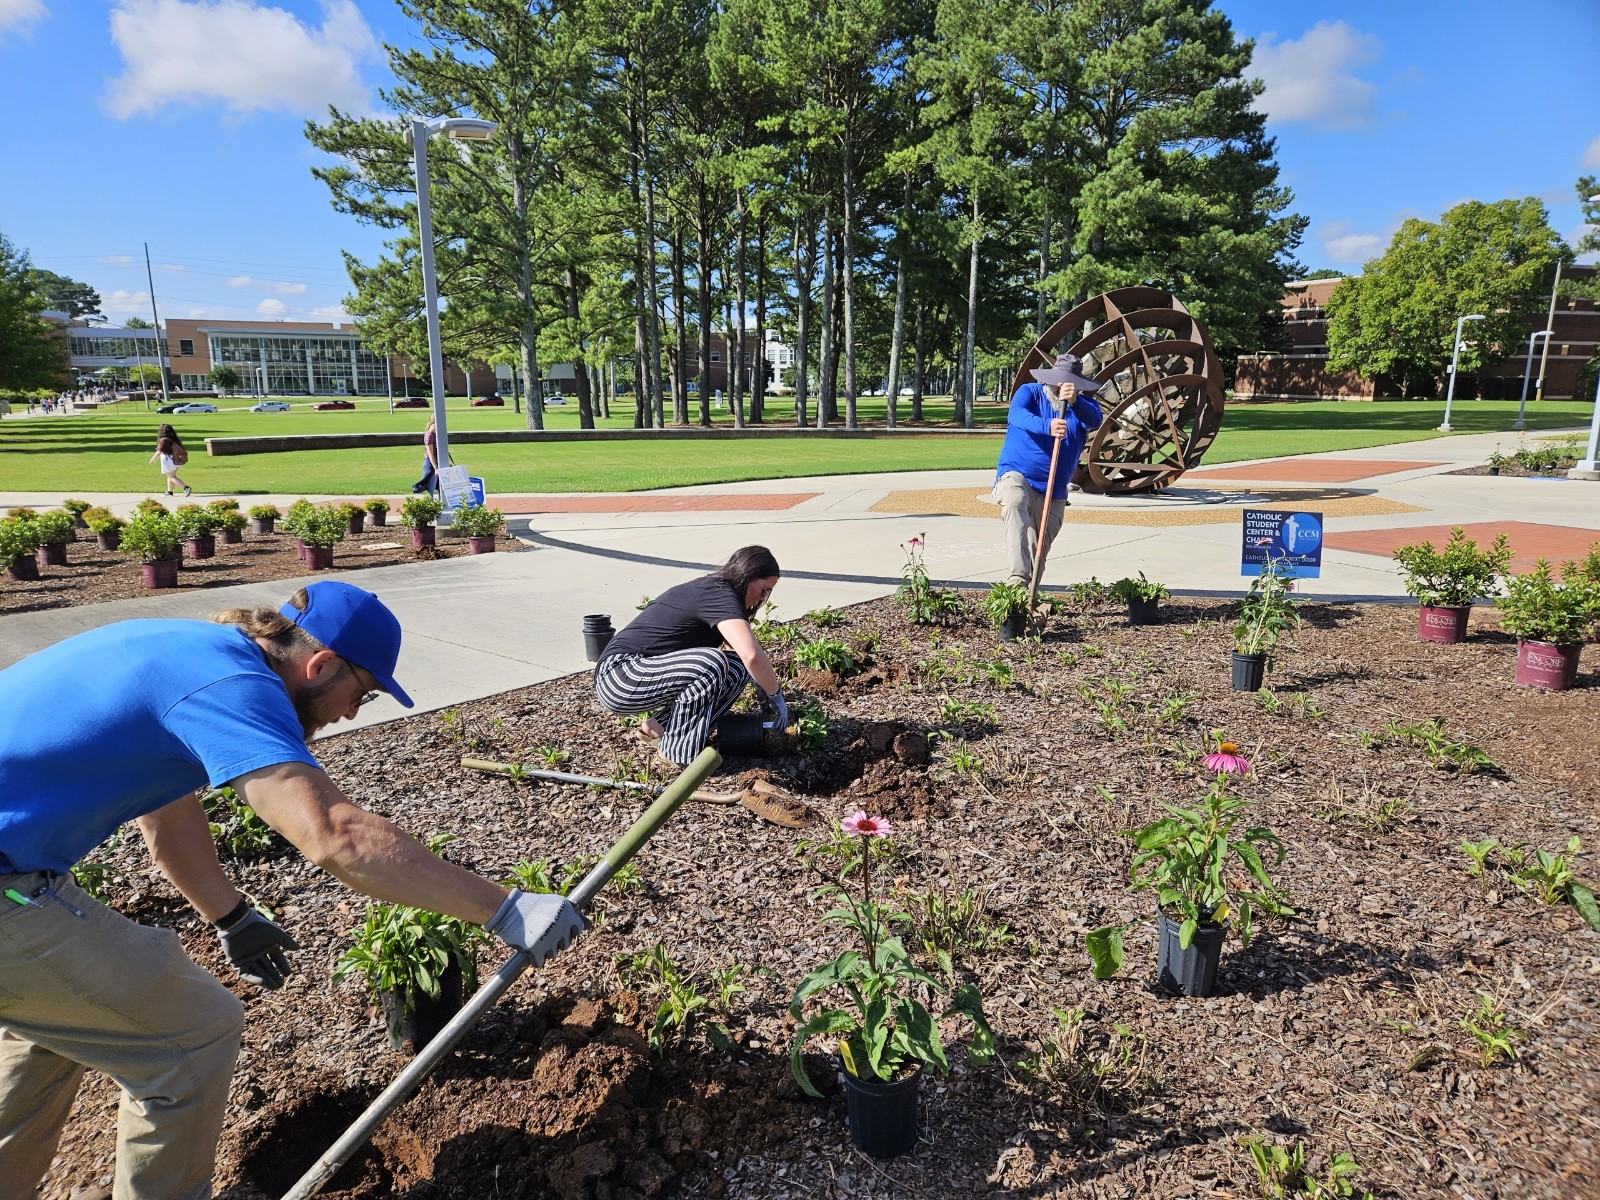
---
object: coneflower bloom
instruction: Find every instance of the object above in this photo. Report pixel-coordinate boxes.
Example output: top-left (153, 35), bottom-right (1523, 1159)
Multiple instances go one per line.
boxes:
top-left (1202, 741), bottom-right (1251, 775)
top-left (841, 810), bottom-right (894, 838)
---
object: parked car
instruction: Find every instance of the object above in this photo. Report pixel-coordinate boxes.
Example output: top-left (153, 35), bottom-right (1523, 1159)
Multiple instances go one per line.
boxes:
top-left (170, 402), bottom-right (218, 414)
top-left (394, 398), bottom-right (428, 408)
top-left (155, 403), bottom-right (184, 413)
top-left (313, 400), bottom-right (356, 411)
top-left (471, 395), bottom-right (504, 407)
top-left (250, 400), bottom-right (291, 412)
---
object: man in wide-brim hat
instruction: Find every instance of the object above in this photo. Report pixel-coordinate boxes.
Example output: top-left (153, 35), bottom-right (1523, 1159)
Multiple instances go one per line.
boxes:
top-left (992, 352), bottom-right (1105, 587)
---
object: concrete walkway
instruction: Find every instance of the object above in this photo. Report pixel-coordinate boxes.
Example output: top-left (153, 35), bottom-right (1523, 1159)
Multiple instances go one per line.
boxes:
top-left (3, 427), bottom-right (1597, 730)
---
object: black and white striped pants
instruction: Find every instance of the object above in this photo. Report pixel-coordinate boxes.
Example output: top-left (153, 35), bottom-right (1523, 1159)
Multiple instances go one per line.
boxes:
top-left (594, 649), bottom-right (749, 766)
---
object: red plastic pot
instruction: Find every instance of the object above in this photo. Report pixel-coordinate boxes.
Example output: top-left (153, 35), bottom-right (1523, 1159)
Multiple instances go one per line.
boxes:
top-left (467, 535), bottom-right (496, 554)
top-left (5, 557), bottom-right (40, 581)
top-left (410, 526), bottom-right (435, 550)
top-left (1514, 639), bottom-right (1581, 691)
top-left (37, 542), bottom-right (68, 567)
top-left (1417, 604), bottom-right (1470, 644)
top-left (141, 558), bottom-right (178, 589)
top-left (294, 538), bottom-right (308, 561)
top-left (305, 546), bottom-right (335, 570)
top-left (185, 535), bottom-right (215, 560)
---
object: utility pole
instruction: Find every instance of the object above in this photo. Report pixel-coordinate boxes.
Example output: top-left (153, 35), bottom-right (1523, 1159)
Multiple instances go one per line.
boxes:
top-left (144, 243), bottom-right (170, 407)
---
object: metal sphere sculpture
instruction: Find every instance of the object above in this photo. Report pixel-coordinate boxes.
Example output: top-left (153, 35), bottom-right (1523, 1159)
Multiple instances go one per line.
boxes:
top-left (1009, 287), bottom-right (1226, 495)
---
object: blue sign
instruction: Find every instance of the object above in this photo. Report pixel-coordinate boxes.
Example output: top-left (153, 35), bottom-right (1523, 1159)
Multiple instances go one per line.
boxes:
top-left (468, 476), bottom-right (486, 507)
top-left (1241, 509), bottom-right (1323, 578)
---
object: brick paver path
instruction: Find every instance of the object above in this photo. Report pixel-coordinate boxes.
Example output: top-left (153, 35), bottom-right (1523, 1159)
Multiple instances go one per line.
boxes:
top-left (1326, 520), bottom-right (1600, 571)
top-left (1189, 458), bottom-right (1445, 484)
top-left (492, 493), bottom-right (819, 514)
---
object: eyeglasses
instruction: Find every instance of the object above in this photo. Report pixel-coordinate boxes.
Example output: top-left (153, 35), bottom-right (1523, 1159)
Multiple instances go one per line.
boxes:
top-left (753, 580), bottom-right (776, 602)
top-left (341, 658), bottom-right (381, 707)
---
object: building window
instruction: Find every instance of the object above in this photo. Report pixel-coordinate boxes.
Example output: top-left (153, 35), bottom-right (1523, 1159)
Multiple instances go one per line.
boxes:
top-left (179, 339), bottom-right (195, 357)
top-left (710, 351), bottom-right (721, 362)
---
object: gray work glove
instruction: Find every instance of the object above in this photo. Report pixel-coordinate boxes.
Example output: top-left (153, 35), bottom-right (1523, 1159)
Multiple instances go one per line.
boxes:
top-left (216, 907), bottom-right (300, 990)
top-left (763, 688), bottom-right (790, 732)
top-left (487, 889), bottom-right (585, 966)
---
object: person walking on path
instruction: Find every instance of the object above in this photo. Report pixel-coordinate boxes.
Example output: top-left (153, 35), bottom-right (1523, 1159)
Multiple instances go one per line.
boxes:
top-left (412, 416), bottom-right (441, 498)
top-left (151, 422), bottom-right (192, 497)
top-left (992, 352), bottom-right (1104, 587)
top-left (0, 580), bottom-right (584, 1200)
top-left (594, 546), bottom-right (788, 767)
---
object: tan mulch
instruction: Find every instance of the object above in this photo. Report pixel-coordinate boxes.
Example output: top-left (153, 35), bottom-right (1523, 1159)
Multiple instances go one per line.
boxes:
top-left (871, 485), bottom-right (1426, 525)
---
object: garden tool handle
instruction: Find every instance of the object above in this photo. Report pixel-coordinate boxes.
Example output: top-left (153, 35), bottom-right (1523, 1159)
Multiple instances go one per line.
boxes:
top-left (280, 745), bottom-right (723, 1200)
top-left (1026, 431), bottom-right (1065, 612)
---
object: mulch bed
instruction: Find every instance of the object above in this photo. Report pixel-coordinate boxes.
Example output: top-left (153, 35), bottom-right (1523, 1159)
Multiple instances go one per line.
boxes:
top-left (33, 595), bottom-right (1600, 1200)
top-left (1447, 461), bottom-right (1579, 479)
top-left (0, 526), bottom-right (526, 615)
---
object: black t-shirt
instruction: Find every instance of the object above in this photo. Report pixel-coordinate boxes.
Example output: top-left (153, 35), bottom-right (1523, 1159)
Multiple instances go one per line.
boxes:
top-left (600, 575), bottom-right (749, 660)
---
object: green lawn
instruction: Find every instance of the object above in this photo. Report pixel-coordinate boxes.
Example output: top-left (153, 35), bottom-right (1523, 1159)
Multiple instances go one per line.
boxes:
top-left (1, 396), bottom-right (1590, 495)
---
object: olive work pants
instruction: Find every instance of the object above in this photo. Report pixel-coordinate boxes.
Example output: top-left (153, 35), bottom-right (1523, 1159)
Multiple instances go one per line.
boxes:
top-left (994, 470), bottom-right (1068, 587)
top-left (0, 872), bottom-right (243, 1200)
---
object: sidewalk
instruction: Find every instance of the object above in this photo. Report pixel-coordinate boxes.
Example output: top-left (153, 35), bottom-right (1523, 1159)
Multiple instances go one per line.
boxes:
top-left (3, 428), bottom-right (1597, 728)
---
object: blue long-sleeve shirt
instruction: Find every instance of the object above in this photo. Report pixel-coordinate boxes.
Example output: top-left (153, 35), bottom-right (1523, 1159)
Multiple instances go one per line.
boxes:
top-left (994, 382), bottom-right (1104, 499)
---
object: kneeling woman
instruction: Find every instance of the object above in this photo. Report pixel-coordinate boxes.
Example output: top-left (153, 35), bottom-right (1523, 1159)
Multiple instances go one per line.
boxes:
top-left (594, 546), bottom-right (787, 766)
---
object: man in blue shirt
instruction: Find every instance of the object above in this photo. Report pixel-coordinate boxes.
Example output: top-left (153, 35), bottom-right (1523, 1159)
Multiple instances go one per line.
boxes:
top-left (0, 580), bottom-right (584, 1200)
top-left (993, 352), bottom-right (1104, 586)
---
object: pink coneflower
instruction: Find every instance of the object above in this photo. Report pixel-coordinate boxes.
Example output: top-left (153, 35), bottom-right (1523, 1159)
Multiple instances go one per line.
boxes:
top-left (1202, 741), bottom-right (1251, 775)
top-left (842, 811), bottom-right (894, 838)
top-left (907, 535), bottom-right (923, 548)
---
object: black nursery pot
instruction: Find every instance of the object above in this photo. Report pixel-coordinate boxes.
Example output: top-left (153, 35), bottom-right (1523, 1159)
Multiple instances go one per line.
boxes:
top-left (1127, 597), bottom-right (1160, 626)
top-left (996, 611), bottom-right (1027, 642)
top-left (1155, 910), bottom-right (1227, 997)
top-left (582, 613), bottom-right (615, 662)
top-left (1230, 651), bottom-right (1266, 691)
top-left (380, 961), bottom-right (465, 1056)
top-left (841, 1064), bottom-right (921, 1157)
top-left (716, 712), bottom-right (768, 756)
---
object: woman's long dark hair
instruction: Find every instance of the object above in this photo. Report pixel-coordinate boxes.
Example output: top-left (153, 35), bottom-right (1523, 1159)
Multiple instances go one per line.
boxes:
top-left (157, 423), bottom-right (185, 448)
top-left (714, 545), bottom-right (780, 614)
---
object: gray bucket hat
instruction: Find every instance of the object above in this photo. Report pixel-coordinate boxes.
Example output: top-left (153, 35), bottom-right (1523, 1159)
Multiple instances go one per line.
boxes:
top-left (1029, 352), bottom-right (1101, 392)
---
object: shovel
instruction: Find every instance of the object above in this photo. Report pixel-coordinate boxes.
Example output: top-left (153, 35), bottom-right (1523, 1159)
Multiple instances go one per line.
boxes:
top-left (281, 747), bottom-right (723, 1200)
top-left (461, 756), bottom-right (814, 829)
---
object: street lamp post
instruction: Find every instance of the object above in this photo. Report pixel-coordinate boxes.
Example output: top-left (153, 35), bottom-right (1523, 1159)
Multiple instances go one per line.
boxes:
top-left (404, 115), bottom-right (498, 489)
top-left (1515, 329), bottom-right (1553, 430)
top-left (1437, 313), bottom-right (1485, 432)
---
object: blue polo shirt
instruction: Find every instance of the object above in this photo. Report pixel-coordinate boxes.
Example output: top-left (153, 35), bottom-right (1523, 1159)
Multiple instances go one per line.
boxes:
top-left (994, 382), bottom-right (1104, 499)
top-left (0, 620), bottom-right (320, 874)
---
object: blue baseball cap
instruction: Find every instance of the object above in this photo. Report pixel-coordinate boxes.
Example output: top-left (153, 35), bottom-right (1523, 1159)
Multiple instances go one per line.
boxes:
top-left (279, 581), bottom-right (414, 708)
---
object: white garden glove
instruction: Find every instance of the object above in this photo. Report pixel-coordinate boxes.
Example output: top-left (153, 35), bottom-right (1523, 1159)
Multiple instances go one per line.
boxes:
top-left (763, 689), bottom-right (790, 732)
top-left (486, 889), bottom-right (585, 966)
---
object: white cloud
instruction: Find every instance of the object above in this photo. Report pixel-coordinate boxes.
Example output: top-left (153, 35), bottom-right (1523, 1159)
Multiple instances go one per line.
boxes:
top-left (187, 307), bottom-right (209, 317)
top-left (1314, 219), bottom-right (1388, 268)
top-left (159, 262), bottom-right (187, 272)
top-left (101, 254), bottom-right (133, 266)
top-left (227, 274), bottom-right (308, 294)
top-left (309, 303), bottom-right (350, 322)
top-left (256, 298), bottom-right (286, 316)
top-left (1251, 21), bottom-right (1381, 131)
top-left (103, 288), bottom-right (151, 316)
top-left (105, 0), bottom-right (379, 120)
top-left (1583, 135), bottom-right (1600, 171)
top-left (0, 0), bottom-right (47, 41)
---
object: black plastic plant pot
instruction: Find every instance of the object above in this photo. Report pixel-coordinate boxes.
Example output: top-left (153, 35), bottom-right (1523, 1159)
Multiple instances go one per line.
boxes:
top-left (716, 713), bottom-right (768, 756)
top-left (582, 613), bottom-right (615, 662)
top-left (1230, 651), bottom-right (1266, 691)
top-left (379, 962), bottom-right (465, 1056)
top-left (1127, 597), bottom-right (1160, 626)
top-left (996, 611), bottom-right (1026, 642)
top-left (1155, 910), bottom-right (1227, 997)
top-left (841, 1062), bottom-right (921, 1157)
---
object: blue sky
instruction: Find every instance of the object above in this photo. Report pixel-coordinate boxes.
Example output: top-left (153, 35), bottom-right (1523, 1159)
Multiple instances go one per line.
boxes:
top-left (0, 0), bottom-right (1595, 328)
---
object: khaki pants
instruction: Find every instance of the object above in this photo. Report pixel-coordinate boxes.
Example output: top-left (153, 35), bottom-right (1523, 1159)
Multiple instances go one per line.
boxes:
top-left (995, 471), bottom-right (1067, 586)
top-left (0, 873), bottom-right (243, 1200)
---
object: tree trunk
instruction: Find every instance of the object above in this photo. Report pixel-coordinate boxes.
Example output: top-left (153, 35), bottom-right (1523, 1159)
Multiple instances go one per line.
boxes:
top-left (885, 177), bottom-right (910, 431)
top-left (643, 170), bottom-right (664, 430)
top-left (962, 191), bottom-right (980, 429)
top-left (566, 266), bottom-right (594, 429)
top-left (818, 208), bottom-right (835, 428)
top-left (842, 144), bottom-right (857, 429)
top-left (911, 299), bottom-right (926, 422)
top-left (696, 185), bottom-right (714, 427)
top-left (793, 213), bottom-right (814, 428)
top-left (733, 190), bottom-right (748, 429)
top-left (752, 204), bottom-right (768, 424)
top-left (670, 220), bottom-right (689, 424)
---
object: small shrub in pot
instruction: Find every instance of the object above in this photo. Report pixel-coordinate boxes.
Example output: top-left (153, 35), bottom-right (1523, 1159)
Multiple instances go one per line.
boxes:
top-left (62, 498), bottom-right (93, 528)
top-left (401, 494), bottom-right (444, 548)
top-left (0, 516), bottom-right (42, 580)
top-left (981, 580), bottom-right (1031, 641)
top-left (118, 511), bottom-right (182, 586)
top-left (1231, 557), bottom-right (1298, 689)
top-left (363, 497), bottom-right (391, 527)
top-left (247, 503), bottom-right (281, 534)
top-left (338, 501), bottom-right (366, 534)
top-left (451, 503), bottom-right (505, 548)
top-left (83, 507), bottom-right (126, 551)
top-left (217, 510), bottom-right (248, 544)
top-left (175, 504), bottom-right (221, 559)
top-left (1109, 572), bottom-right (1170, 624)
top-left (32, 511), bottom-right (76, 565)
top-left (1392, 528), bottom-right (1510, 643)
top-left (1498, 555), bottom-right (1600, 689)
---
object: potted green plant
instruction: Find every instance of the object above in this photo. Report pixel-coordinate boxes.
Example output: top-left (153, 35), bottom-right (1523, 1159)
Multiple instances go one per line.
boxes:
top-left (83, 506), bottom-right (126, 552)
top-left (247, 503), bottom-right (281, 535)
top-left (207, 497), bottom-right (241, 513)
top-left (282, 498), bottom-right (317, 561)
top-left (333, 901), bottom-right (486, 1055)
top-left (1109, 572), bottom-right (1171, 625)
top-left (62, 497), bottom-right (93, 530)
top-left (1086, 743), bottom-right (1291, 996)
top-left (1392, 527), bottom-right (1511, 644)
top-left (1486, 449), bottom-right (1511, 477)
top-left (1499, 557), bottom-right (1600, 691)
top-left (401, 494), bottom-right (444, 550)
top-left (118, 511), bottom-right (183, 588)
top-left (451, 503), bottom-right (506, 553)
top-left (32, 510), bottom-right (76, 567)
top-left (339, 500), bottom-right (367, 535)
top-left (363, 497), bottom-right (391, 528)
top-left (1232, 557), bottom-right (1299, 691)
top-left (133, 497), bottom-right (169, 518)
top-left (298, 506), bottom-right (348, 570)
top-left (0, 516), bottom-right (41, 581)
top-left (790, 812), bottom-right (994, 1157)
top-left (216, 510), bottom-right (248, 544)
top-left (981, 580), bottom-right (1031, 642)
top-left (175, 504), bottom-right (221, 560)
